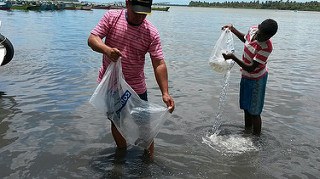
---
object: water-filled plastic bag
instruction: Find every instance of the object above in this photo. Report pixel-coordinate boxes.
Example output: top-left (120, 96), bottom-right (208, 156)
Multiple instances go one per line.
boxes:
top-left (89, 58), bottom-right (170, 149)
top-left (209, 29), bottom-right (235, 73)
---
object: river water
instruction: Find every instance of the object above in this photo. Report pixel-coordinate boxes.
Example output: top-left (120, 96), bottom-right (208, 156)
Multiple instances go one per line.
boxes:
top-left (0, 7), bottom-right (319, 178)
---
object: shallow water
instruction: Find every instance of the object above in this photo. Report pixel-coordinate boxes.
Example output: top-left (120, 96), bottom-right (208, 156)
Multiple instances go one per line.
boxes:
top-left (1, 7), bottom-right (320, 178)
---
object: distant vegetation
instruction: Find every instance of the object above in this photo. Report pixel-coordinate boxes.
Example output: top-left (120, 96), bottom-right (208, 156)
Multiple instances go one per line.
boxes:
top-left (189, 1), bottom-right (320, 11)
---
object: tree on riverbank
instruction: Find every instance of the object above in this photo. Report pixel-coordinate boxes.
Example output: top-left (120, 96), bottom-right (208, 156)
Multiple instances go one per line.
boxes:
top-left (189, 1), bottom-right (320, 12)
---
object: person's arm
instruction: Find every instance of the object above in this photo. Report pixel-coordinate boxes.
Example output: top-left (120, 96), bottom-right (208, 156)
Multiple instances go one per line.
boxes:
top-left (151, 58), bottom-right (175, 113)
top-left (87, 34), bottom-right (122, 62)
top-left (222, 53), bottom-right (259, 72)
top-left (222, 24), bottom-right (245, 43)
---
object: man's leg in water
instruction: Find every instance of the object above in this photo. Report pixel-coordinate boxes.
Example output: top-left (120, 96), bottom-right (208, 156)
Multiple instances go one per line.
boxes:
top-left (111, 122), bottom-right (127, 149)
top-left (138, 91), bottom-right (154, 159)
top-left (252, 115), bottom-right (262, 135)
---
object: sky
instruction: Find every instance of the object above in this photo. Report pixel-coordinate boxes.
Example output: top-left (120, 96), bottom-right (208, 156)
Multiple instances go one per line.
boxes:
top-left (92, 0), bottom-right (312, 5)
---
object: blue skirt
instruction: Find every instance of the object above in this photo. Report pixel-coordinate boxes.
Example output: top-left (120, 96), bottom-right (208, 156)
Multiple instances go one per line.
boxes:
top-left (240, 73), bottom-right (268, 115)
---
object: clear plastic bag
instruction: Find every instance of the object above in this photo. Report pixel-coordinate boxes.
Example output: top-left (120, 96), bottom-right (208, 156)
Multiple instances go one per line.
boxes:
top-left (89, 58), bottom-right (170, 149)
top-left (208, 29), bottom-right (235, 73)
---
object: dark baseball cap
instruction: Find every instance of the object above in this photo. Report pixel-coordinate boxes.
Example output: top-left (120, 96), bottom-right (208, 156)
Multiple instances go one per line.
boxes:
top-left (131, 0), bottom-right (152, 14)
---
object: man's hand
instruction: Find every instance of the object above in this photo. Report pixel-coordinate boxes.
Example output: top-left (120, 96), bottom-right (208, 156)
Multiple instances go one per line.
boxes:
top-left (162, 94), bottom-right (175, 113)
top-left (222, 24), bottom-right (234, 32)
top-left (88, 34), bottom-right (122, 62)
top-left (222, 53), bottom-right (235, 60)
top-left (106, 47), bottom-right (122, 62)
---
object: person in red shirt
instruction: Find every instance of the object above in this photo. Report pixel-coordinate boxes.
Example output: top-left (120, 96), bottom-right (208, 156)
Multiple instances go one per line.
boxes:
top-left (222, 19), bottom-right (278, 135)
top-left (88, 0), bottom-right (175, 158)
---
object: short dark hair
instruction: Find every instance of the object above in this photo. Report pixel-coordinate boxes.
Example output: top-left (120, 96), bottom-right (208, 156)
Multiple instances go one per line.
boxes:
top-left (260, 19), bottom-right (278, 37)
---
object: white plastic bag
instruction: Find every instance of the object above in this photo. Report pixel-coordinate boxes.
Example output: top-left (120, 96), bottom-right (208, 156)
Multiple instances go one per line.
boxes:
top-left (209, 29), bottom-right (235, 73)
top-left (89, 58), bottom-right (170, 149)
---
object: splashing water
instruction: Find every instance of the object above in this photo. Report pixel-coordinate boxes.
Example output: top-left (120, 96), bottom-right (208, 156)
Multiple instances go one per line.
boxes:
top-left (202, 133), bottom-right (258, 155)
top-left (211, 70), bottom-right (232, 134)
top-left (203, 65), bottom-right (258, 155)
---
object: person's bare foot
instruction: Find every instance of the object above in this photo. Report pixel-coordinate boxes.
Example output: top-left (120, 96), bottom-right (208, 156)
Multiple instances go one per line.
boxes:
top-left (244, 126), bottom-right (252, 134)
top-left (143, 149), bottom-right (154, 162)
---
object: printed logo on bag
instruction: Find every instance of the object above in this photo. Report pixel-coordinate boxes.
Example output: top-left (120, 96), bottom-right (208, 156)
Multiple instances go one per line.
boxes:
top-left (116, 90), bottom-right (132, 114)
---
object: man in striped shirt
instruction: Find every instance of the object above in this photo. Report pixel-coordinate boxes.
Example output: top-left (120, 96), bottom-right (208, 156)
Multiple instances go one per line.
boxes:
top-left (222, 19), bottom-right (278, 135)
top-left (88, 0), bottom-right (175, 158)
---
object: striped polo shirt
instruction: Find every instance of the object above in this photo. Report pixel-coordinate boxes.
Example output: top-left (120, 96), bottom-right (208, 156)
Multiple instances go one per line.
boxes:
top-left (241, 26), bottom-right (273, 79)
top-left (91, 10), bottom-right (164, 94)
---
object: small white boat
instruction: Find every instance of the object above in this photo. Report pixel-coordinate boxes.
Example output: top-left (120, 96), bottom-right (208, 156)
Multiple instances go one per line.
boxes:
top-left (0, 21), bottom-right (14, 66)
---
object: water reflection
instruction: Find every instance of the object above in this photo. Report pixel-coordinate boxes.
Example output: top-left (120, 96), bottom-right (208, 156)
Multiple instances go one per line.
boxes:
top-left (0, 91), bottom-right (19, 148)
top-left (0, 7), bottom-right (320, 178)
top-left (90, 146), bottom-right (154, 178)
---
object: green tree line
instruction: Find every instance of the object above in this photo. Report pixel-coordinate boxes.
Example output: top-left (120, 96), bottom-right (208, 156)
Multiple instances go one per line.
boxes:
top-left (189, 1), bottom-right (320, 11)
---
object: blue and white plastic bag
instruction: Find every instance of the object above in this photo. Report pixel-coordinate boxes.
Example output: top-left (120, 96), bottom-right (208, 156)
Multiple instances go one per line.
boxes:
top-left (89, 59), bottom-right (170, 149)
top-left (209, 29), bottom-right (235, 73)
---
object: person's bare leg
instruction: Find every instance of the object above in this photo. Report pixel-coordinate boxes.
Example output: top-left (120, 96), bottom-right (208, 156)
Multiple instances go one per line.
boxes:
top-left (244, 110), bottom-right (253, 131)
top-left (148, 141), bottom-right (154, 158)
top-left (143, 140), bottom-right (154, 160)
top-left (111, 122), bottom-right (127, 149)
top-left (252, 115), bottom-right (262, 136)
